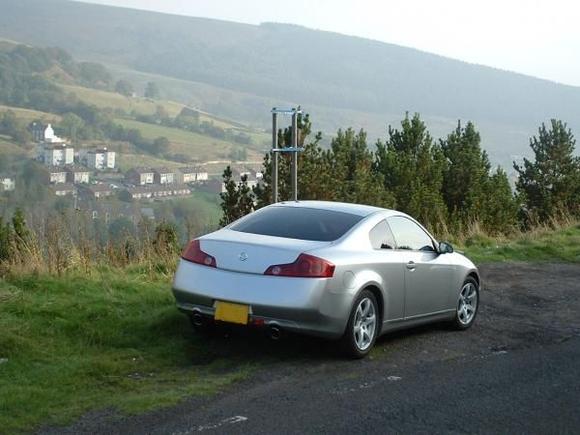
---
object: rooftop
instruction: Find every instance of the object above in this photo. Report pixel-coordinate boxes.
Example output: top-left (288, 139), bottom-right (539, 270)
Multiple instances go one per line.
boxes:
top-left (64, 164), bottom-right (91, 173)
top-left (178, 166), bottom-right (205, 173)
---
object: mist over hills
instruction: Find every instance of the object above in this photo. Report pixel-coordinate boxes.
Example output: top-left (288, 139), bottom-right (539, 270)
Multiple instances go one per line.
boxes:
top-left (0, 0), bottom-right (579, 166)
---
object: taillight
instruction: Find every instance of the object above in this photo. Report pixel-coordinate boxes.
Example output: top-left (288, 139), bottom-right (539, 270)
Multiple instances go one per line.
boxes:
top-left (181, 239), bottom-right (217, 268)
top-left (264, 253), bottom-right (335, 278)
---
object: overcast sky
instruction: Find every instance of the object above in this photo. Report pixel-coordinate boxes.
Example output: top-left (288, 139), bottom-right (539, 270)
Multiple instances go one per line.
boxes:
top-left (79, 0), bottom-right (580, 87)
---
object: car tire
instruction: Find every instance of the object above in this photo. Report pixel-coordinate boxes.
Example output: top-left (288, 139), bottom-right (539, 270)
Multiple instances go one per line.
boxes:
top-left (341, 289), bottom-right (380, 359)
top-left (452, 277), bottom-right (479, 330)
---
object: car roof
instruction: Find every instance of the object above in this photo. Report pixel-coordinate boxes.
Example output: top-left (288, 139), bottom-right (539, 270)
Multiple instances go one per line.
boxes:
top-left (271, 200), bottom-right (399, 217)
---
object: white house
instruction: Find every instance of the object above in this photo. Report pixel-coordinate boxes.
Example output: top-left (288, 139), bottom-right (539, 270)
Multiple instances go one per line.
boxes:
top-left (153, 168), bottom-right (175, 185)
top-left (43, 124), bottom-right (64, 143)
top-left (41, 144), bottom-right (74, 166)
top-left (65, 165), bottom-right (91, 184)
top-left (45, 166), bottom-right (68, 184)
top-left (176, 167), bottom-right (209, 183)
top-left (83, 147), bottom-right (116, 170)
top-left (51, 183), bottom-right (77, 197)
top-left (0, 176), bottom-right (15, 192)
top-left (126, 168), bottom-right (155, 186)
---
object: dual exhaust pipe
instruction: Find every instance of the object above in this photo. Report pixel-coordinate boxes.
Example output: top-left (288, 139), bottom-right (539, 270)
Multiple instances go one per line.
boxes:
top-left (191, 311), bottom-right (282, 340)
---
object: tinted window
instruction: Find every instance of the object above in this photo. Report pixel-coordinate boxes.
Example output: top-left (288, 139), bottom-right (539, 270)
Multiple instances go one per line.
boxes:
top-left (231, 206), bottom-right (364, 241)
top-left (387, 216), bottom-right (435, 251)
top-left (369, 220), bottom-right (396, 250)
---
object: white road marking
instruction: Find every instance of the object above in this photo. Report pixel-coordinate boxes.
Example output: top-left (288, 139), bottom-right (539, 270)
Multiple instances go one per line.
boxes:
top-left (387, 375), bottom-right (402, 381)
top-left (195, 416), bottom-right (248, 432)
top-left (172, 416), bottom-right (248, 435)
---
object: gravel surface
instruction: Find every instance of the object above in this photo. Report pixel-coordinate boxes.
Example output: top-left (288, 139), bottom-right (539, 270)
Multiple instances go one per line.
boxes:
top-left (39, 262), bottom-right (580, 434)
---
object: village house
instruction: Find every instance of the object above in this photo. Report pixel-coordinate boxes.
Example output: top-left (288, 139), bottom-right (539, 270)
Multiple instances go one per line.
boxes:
top-left (78, 184), bottom-right (114, 200)
top-left (232, 169), bottom-right (261, 190)
top-left (65, 165), bottom-right (91, 184)
top-left (50, 183), bottom-right (77, 197)
top-left (153, 168), bottom-right (175, 185)
top-left (126, 168), bottom-right (155, 186)
top-left (30, 123), bottom-right (64, 144)
top-left (123, 184), bottom-right (191, 201)
top-left (44, 166), bottom-right (68, 184)
top-left (0, 175), bottom-right (15, 192)
top-left (176, 166), bottom-right (209, 183)
top-left (124, 186), bottom-right (153, 200)
top-left (81, 147), bottom-right (116, 170)
top-left (40, 143), bottom-right (74, 166)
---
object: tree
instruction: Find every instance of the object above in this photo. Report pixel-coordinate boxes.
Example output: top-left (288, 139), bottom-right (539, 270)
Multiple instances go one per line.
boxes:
top-left (144, 82), bottom-right (160, 99)
top-left (327, 128), bottom-right (393, 207)
top-left (60, 112), bottom-right (85, 143)
top-left (152, 136), bottom-right (170, 155)
top-left (440, 121), bottom-right (489, 227)
top-left (219, 166), bottom-right (241, 226)
top-left (0, 217), bottom-right (12, 262)
top-left (514, 120), bottom-right (580, 221)
top-left (375, 113), bottom-right (447, 231)
top-left (115, 80), bottom-right (134, 97)
top-left (237, 174), bottom-right (255, 217)
top-left (482, 167), bottom-right (518, 232)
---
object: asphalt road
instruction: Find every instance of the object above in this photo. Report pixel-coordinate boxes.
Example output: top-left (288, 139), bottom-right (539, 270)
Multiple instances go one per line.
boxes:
top-left (41, 263), bottom-right (580, 434)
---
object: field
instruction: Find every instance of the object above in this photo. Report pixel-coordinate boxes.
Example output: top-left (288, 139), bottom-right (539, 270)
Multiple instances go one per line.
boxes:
top-left (60, 84), bottom-right (186, 118)
top-left (1, 223), bottom-right (578, 433)
top-left (0, 135), bottom-right (27, 156)
top-left (0, 105), bottom-right (61, 124)
top-left (114, 118), bottom-right (263, 162)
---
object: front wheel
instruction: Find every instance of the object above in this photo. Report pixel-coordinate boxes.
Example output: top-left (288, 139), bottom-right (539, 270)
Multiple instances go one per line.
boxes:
top-left (452, 277), bottom-right (479, 330)
top-left (341, 290), bottom-right (379, 358)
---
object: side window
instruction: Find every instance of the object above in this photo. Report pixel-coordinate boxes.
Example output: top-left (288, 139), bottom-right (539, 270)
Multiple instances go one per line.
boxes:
top-left (387, 216), bottom-right (435, 252)
top-left (369, 220), bottom-right (396, 250)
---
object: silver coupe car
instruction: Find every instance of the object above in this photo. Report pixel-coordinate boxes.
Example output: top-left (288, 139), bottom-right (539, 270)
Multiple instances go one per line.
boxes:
top-left (172, 201), bottom-right (480, 358)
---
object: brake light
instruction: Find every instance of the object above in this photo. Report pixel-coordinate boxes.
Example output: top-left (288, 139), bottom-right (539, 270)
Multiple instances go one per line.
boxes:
top-left (264, 253), bottom-right (335, 278)
top-left (181, 239), bottom-right (217, 268)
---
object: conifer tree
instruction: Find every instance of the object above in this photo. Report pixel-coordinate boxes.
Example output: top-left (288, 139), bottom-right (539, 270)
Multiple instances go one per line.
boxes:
top-left (514, 120), bottom-right (580, 221)
top-left (219, 166), bottom-right (240, 226)
top-left (237, 174), bottom-right (255, 217)
top-left (483, 167), bottom-right (518, 232)
top-left (375, 113), bottom-right (446, 231)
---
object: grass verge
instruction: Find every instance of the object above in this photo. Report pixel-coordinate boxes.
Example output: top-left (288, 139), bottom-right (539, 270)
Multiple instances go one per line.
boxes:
top-left (460, 223), bottom-right (580, 263)
top-left (1, 223), bottom-right (578, 433)
top-left (0, 268), bottom-right (254, 434)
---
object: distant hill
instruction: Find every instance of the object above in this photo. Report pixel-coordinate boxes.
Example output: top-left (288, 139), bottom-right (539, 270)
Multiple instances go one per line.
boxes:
top-left (1, 0), bottom-right (579, 166)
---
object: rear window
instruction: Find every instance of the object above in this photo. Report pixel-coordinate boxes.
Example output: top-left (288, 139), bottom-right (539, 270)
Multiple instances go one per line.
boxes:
top-left (230, 206), bottom-right (364, 241)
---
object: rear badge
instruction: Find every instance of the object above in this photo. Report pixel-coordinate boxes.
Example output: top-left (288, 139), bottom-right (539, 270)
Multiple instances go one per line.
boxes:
top-left (238, 251), bottom-right (248, 261)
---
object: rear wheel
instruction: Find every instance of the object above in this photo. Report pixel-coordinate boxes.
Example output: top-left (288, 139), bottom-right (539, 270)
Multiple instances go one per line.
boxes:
top-left (341, 290), bottom-right (379, 358)
top-left (452, 277), bottom-right (479, 330)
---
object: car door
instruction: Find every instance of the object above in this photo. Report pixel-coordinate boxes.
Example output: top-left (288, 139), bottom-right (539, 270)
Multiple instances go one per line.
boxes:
top-left (387, 216), bottom-right (453, 318)
top-left (368, 219), bottom-right (405, 321)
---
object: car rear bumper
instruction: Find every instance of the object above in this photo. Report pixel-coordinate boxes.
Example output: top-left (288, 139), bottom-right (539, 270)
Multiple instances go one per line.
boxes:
top-left (172, 259), bottom-right (352, 339)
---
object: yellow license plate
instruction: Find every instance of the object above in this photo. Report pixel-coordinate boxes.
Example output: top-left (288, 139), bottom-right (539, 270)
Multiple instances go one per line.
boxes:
top-left (214, 301), bottom-right (249, 325)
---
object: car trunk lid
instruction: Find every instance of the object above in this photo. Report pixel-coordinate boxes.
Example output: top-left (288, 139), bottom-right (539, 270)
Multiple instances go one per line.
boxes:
top-left (200, 229), bottom-right (330, 275)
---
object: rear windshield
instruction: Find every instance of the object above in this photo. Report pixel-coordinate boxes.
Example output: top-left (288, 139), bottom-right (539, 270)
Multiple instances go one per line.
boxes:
top-left (230, 206), bottom-right (364, 241)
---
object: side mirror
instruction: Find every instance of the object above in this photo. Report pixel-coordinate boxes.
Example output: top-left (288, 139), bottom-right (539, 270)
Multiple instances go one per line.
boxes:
top-left (438, 241), bottom-right (454, 254)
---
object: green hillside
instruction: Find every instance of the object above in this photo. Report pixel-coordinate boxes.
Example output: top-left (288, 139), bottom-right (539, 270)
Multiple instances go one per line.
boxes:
top-left (115, 118), bottom-right (264, 162)
top-left (0, 0), bottom-right (579, 167)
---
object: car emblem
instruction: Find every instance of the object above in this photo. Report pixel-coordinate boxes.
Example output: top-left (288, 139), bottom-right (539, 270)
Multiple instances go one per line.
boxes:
top-left (238, 251), bottom-right (248, 262)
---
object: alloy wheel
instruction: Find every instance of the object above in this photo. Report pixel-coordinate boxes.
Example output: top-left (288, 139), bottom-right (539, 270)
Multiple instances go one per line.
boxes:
top-left (353, 297), bottom-right (376, 350)
top-left (457, 282), bottom-right (478, 325)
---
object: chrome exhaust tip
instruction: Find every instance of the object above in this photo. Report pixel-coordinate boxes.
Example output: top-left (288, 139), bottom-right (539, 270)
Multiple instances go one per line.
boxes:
top-left (267, 325), bottom-right (282, 340)
top-left (191, 312), bottom-right (204, 327)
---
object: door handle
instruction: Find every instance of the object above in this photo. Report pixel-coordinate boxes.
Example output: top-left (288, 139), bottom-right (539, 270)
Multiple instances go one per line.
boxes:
top-left (406, 261), bottom-right (416, 270)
